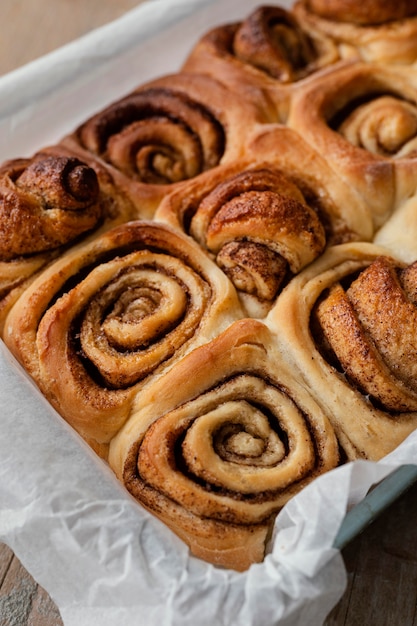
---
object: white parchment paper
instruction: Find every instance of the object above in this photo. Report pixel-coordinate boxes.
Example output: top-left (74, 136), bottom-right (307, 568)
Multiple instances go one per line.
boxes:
top-left (0, 1), bottom-right (416, 624)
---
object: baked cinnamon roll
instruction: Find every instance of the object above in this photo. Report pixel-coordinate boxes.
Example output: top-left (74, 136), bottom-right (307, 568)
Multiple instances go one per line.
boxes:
top-left (246, 125), bottom-right (375, 241)
top-left (299, 0), bottom-right (417, 24)
top-left (0, 151), bottom-right (134, 333)
top-left (109, 318), bottom-right (340, 571)
top-left (288, 62), bottom-right (417, 227)
top-left (4, 221), bottom-right (242, 455)
top-left (61, 72), bottom-right (272, 218)
top-left (156, 125), bottom-right (374, 316)
top-left (182, 5), bottom-right (340, 122)
top-left (268, 242), bottom-right (417, 460)
top-left (293, 0), bottom-right (417, 64)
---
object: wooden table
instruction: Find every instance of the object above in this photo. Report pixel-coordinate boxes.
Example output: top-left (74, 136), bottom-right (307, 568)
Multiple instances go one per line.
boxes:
top-left (0, 1), bottom-right (416, 624)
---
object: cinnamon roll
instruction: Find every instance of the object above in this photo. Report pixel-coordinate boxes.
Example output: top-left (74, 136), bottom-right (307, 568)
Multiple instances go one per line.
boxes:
top-left (299, 0), bottom-right (417, 24)
top-left (0, 151), bottom-right (134, 334)
top-left (293, 0), bottom-right (417, 64)
top-left (4, 221), bottom-right (242, 455)
top-left (61, 72), bottom-right (272, 218)
top-left (182, 5), bottom-right (340, 122)
top-left (109, 318), bottom-right (340, 571)
top-left (156, 125), bottom-right (374, 316)
top-left (246, 125), bottom-right (375, 241)
top-left (288, 62), bottom-right (417, 227)
top-left (268, 242), bottom-right (417, 460)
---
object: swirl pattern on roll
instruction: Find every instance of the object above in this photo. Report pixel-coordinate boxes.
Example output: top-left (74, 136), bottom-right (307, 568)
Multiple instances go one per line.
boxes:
top-left (157, 163), bottom-right (326, 316)
top-left (62, 73), bottom-right (271, 216)
top-left (109, 318), bottom-right (339, 570)
top-left (4, 221), bottom-right (242, 452)
top-left (231, 5), bottom-right (333, 82)
top-left (300, 0), bottom-right (417, 25)
top-left (0, 155), bottom-right (102, 261)
top-left (293, 0), bottom-right (417, 64)
top-left (268, 242), bottom-right (417, 460)
top-left (182, 5), bottom-right (339, 121)
top-left (314, 255), bottom-right (417, 412)
top-left (288, 62), bottom-right (417, 225)
top-left (337, 95), bottom-right (417, 157)
top-left (157, 123), bottom-right (380, 316)
top-left (0, 151), bottom-right (134, 333)
top-left (77, 88), bottom-right (225, 186)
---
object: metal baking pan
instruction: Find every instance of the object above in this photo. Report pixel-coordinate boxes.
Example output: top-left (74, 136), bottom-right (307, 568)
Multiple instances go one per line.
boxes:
top-left (334, 463), bottom-right (417, 550)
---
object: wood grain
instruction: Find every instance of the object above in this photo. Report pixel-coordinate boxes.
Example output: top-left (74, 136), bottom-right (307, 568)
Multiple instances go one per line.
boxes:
top-left (0, 0), bottom-right (142, 76)
top-left (325, 481), bottom-right (417, 625)
top-left (0, 544), bottom-right (63, 626)
top-left (0, 1), bottom-right (416, 624)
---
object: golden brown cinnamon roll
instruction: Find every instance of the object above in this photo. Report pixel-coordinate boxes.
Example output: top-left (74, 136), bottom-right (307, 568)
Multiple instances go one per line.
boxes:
top-left (246, 125), bottom-right (375, 241)
top-left (61, 72), bottom-right (272, 217)
top-left (156, 125), bottom-right (374, 316)
top-left (182, 5), bottom-right (340, 122)
top-left (288, 62), bottom-right (417, 227)
top-left (293, 0), bottom-right (417, 64)
top-left (268, 242), bottom-right (417, 460)
top-left (300, 0), bottom-right (417, 25)
top-left (3, 221), bottom-right (242, 455)
top-left (157, 166), bottom-right (322, 317)
top-left (0, 151), bottom-right (134, 333)
top-left (109, 318), bottom-right (340, 571)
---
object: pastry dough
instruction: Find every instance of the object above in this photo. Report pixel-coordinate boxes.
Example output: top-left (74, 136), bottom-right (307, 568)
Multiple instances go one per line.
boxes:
top-left (61, 72), bottom-right (273, 218)
top-left (267, 242), bottom-right (417, 460)
top-left (0, 150), bottom-right (134, 334)
top-left (109, 318), bottom-right (340, 570)
top-left (182, 4), bottom-right (340, 122)
top-left (299, 0), bottom-right (417, 24)
top-left (245, 125), bottom-right (375, 242)
top-left (156, 164), bottom-right (324, 317)
top-left (288, 61), bottom-right (417, 226)
top-left (293, 0), bottom-right (417, 64)
top-left (4, 221), bottom-right (243, 455)
top-left (156, 124), bottom-right (376, 316)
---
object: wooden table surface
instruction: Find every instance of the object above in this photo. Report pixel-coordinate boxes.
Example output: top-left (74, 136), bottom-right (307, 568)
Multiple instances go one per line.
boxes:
top-left (0, 1), bottom-right (416, 625)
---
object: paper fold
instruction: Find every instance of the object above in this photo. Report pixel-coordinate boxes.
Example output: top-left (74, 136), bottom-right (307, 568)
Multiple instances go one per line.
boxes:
top-left (2, 340), bottom-right (416, 626)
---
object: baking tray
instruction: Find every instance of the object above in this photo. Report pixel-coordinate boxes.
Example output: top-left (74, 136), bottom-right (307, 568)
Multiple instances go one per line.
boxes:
top-left (334, 464), bottom-right (417, 550)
